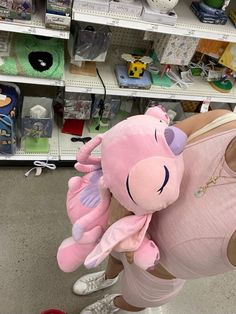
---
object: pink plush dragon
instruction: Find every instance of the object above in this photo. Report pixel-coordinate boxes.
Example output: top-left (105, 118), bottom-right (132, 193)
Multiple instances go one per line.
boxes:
top-left (57, 106), bottom-right (187, 272)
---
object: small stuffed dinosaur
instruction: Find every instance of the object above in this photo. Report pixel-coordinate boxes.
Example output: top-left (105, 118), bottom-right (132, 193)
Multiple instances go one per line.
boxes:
top-left (57, 106), bottom-right (187, 272)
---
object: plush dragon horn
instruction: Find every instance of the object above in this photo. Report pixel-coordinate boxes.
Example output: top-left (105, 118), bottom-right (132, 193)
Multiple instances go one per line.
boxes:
top-left (75, 135), bottom-right (103, 172)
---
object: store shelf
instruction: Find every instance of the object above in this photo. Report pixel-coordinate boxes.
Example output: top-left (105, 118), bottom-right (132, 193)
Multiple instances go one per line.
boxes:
top-left (0, 122), bottom-right (59, 161)
top-left (65, 59), bottom-right (236, 103)
top-left (0, 10), bottom-right (69, 39)
top-left (59, 123), bottom-right (100, 161)
top-left (73, 0), bottom-right (236, 42)
top-left (0, 74), bottom-right (64, 87)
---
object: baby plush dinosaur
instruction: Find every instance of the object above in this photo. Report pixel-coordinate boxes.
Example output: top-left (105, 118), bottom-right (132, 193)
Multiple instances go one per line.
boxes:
top-left (57, 106), bottom-right (187, 272)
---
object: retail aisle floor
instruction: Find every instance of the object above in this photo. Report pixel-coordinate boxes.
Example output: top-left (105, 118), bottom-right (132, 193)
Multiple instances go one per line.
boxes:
top-left (0, 167), bottom-right (235, 314)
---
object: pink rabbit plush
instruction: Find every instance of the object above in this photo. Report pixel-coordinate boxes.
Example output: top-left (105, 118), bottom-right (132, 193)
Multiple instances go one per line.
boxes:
top-left (57, 106), bottom-right (187, 272)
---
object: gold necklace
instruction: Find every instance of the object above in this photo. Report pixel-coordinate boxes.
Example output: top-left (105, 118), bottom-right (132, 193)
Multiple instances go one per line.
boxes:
top-left (194, 155), bottom-right (236, 198)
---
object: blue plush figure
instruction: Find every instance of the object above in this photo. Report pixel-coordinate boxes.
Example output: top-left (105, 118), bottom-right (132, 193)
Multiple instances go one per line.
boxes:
top-left (0, 84), bottom-right (19, 154)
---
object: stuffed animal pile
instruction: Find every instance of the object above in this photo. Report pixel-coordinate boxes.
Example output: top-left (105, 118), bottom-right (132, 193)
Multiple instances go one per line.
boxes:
top-left (57, 106), bottom-right (187, 272)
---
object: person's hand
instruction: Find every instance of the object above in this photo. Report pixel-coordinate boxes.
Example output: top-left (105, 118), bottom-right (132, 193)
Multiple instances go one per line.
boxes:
top-left (108, 197), bottom-right (132, 226)
top-left (108, 197), bottom-right (134, 264)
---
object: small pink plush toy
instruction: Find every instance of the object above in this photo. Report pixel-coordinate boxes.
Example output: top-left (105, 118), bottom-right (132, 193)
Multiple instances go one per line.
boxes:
top-left (57, 106), bottom-right (187, 272)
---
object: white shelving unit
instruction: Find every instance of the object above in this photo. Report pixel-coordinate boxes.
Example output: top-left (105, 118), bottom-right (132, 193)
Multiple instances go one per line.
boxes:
top-left (0, 123), bottom-right (59, 161)
top-left (0, 73), bottom-right (64, 87)
top-left (59, 123), bottom-right (100, 161)
top-left (1, 1), bottom-right (236, 162)
top-left (73, 0), bottom-right (236, 42)
top-left (0, 122), bottom-right (100, 162)
top-left (0, 10), bottom-right (69, 39)
top-left (65, 59), bottom-right (236, 103)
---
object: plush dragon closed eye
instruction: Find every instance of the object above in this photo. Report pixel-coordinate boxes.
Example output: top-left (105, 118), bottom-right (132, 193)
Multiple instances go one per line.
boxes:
top-left (57, 106), bottom-right (187, 272)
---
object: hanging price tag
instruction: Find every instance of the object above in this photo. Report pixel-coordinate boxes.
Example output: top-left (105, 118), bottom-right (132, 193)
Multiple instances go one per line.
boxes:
top-left (201, 97), bottom-right (211, 112)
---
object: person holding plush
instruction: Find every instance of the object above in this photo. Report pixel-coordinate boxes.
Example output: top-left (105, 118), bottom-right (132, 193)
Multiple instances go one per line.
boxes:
top-left (72, 109), bottom-right (236, 314)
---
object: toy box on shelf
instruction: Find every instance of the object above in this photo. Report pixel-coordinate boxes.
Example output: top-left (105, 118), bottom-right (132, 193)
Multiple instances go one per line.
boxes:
top-left (91, 96), bottom-right (120, 119)
top-left (64, 93), bottom-right (92, 120)
top-left (61, 93), bottom-right (92, 137)
top-left (115, 64), bottom-right (152, 89)
top-left (45, 0), bottom-right (73, 30)
top-left (21, 97), bottom-right (53, 153)
top-left (109, 0), bottom-right (143, 17)
top-left (73, 0), bottom-right (110, 13)
top-left (154, 33), bottom-right (199, 66)
top-left (0, 0), bottom-right (34, 21)
top-left (0, 83), bottom-right (20, 155)
top-left (191, 0), bottom-right (231, 25)
top-left (141, 0), bottom-right (177, 25)
top-left (70, 22), bottom-right (112, 63)
top-left (196, 39), bottom-right (228, 59)
top-left (0, 31), bottom-right (12, 57)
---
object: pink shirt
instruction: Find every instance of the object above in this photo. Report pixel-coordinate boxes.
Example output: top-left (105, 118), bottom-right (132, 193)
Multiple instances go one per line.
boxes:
top-left (149, 129), bottom-right (236, 279)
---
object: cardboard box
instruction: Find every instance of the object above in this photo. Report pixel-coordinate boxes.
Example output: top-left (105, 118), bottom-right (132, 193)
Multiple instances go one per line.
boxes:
top-left (141, 1), bottom-right (177, 25)
top-left (73, 0), bottom-right (109, 13)
top-left (46, 0), bottom-right (72, 30)
top-left (109, 0), bottom-right (143, 17)
top-left (64, 99), bottom-right (92, 120)
top-left (46, 0), bottom-right (72, 16)
top-left (154, 34), bottom-right (199, 66)
top-left (0, 0), bottom-right (33, 21)
top-left (45, 12), bottom-right (71, 30)
top-left (21, 97), bottom-right (53, 138)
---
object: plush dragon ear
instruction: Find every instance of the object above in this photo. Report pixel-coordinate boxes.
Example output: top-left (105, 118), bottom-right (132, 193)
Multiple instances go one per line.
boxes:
top-left (164, 126), bottom-right (187, 155)
top-left (84, 214), bottom-right (152, 269)
top-left (145, 106), bottom-right (170, 124)
top-left (75, 134), bottom-right (103, 173)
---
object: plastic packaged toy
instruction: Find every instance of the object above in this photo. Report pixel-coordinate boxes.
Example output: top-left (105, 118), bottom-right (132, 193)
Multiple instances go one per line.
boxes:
top-left (0, 0), bottom-right (33, 21)
top-left (191, 0), bottom-right (230, 25)
top-left (0, 83), bottom-right (20, 155)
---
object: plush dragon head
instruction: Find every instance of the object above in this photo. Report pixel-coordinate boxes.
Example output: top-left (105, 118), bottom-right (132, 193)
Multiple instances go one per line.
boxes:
top-left (57, 106), bottom-right (187, 272)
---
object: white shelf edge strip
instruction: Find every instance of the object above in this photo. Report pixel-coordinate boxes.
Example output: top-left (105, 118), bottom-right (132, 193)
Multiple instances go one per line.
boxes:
top-left (73, 4), bottom-right (236, 43)
top-left (65, 84), bottom-right (236, 103)
top-left (0, 19), bottom-right (69, 39)
top-left (0, 75), bottom-right (64, 87)
top-left (0, 154), bottom-right (59, 161)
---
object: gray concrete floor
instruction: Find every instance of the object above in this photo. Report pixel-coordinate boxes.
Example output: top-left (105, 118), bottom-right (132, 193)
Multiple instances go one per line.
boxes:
top-left (0, 167), bottom-right (235, 314)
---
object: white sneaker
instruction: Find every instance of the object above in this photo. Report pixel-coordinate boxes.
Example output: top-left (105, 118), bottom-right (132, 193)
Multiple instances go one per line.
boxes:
top-left (80, 294), bottom-right (120, 314)
top-left (73, 270), bottom-right (119, 296)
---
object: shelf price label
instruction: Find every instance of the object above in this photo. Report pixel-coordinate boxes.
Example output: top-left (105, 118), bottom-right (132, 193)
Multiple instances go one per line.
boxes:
top-left (26, 27), bottom-right (36, 35)
top-left (54, 80), bottom-right (63, 86)
top-left (185, 29), bottom-right (195, 37)
top-left (147, 24), bottom-right (159, 32)
top-left (82, 87), bottom-right (93, 93)
top-left (130, 91), bottom-right (138, 97)
top-left (169, 94), bottom-right (176, 100)
top-left (86, 87), bottom-right (93, 93)
top-left (107, 19), bottom-right (120, 27)
top-left (59, 31), bottom-right (67, 39)
top-left (219, 34), bottom-right (229, 41)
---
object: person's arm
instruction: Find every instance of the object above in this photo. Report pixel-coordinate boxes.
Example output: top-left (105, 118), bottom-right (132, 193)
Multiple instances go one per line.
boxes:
top-left (175, 109), bottom-right (230, 137)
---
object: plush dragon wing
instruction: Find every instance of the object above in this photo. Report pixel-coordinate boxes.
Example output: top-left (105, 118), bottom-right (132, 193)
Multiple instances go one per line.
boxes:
top-left (84, 214), bottom-right (153, 269)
